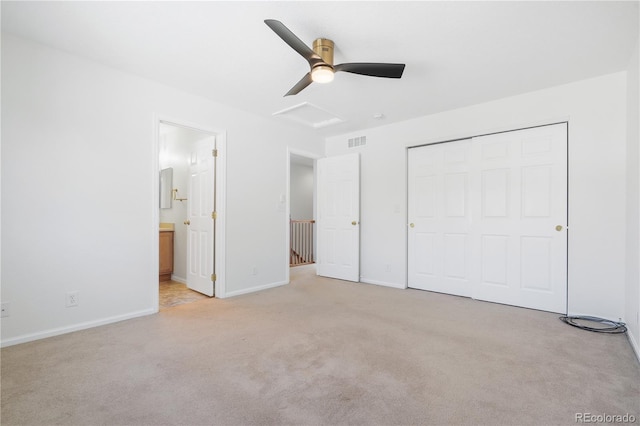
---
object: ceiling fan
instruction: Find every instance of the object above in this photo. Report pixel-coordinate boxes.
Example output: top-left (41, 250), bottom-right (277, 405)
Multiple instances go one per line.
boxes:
top-left (264, 19), bottom-right (406, 96)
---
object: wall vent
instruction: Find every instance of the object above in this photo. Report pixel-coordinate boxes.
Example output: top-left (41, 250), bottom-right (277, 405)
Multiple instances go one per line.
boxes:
top-left (348, 136), bottom-right (367, 148)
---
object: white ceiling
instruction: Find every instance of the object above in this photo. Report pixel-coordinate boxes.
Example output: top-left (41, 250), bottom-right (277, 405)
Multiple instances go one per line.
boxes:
top-left (2, 1), bottom-right (638, 137)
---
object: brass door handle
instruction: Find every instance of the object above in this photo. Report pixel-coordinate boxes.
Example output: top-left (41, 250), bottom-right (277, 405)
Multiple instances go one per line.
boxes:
top-left (555, 225), bottom-right (563, 232)
top-left (409, 223), bottom-right (415, 228)
top-left (351, 221), bottom-right (358, 226)
top-left (184, 220), bottom-right (191, 225)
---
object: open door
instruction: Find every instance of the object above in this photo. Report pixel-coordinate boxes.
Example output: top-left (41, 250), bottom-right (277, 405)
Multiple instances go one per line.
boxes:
top-left (316, 153), bottom-right (360, 282)
top-left (186, 136), bottom-right (216, 296)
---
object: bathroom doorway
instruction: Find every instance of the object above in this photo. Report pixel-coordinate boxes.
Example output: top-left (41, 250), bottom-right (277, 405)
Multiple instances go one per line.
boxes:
top-left (156, 119), bottom-right (226, 309)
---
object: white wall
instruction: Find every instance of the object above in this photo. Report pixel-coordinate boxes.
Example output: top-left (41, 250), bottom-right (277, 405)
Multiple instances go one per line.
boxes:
top-left (290, 163), bottom-right (314, 220)
top-left (625, 33), bottom-right (640, 357)
top-left (1, 34), bottom-right (323, 346)
top-left (326, 72), bottom-right (628, 321)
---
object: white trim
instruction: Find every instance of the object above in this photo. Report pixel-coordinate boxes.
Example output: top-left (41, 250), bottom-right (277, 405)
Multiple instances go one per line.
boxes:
top-left (288, 147), bottom-right (323, 161)
top-left (360, 278), bottom-right (406, 289)
top-left (214, 131), bottom-right (228, 298)
top-left (286, 150), bottom-right (291, 285)
top-left (170, 275), bottom-right (187, 284)
top-left (402, 116), bottom-right (572, 150)
top-left (151, 116), bottom-right (161, 310)
top-left (0, 309), bottom-right (156, 348)
top-left (627, 330), bottom-right (640, 364)
top-left (225, 280), bottom-right (288, 298)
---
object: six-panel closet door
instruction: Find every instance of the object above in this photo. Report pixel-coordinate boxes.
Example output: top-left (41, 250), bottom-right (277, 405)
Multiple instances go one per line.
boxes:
top-left (407, 139), bottom-right (474, 297)
top-left (408, 123), bottom-right (568, 313)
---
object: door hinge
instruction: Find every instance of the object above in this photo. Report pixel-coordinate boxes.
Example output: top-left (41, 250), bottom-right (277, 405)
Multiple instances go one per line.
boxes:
top-left (211, 273), bottom-right (217, 281)
top-left (211, 211), bottom-right (217, 220)
top-left (212, 149), bottom-right (218, 157)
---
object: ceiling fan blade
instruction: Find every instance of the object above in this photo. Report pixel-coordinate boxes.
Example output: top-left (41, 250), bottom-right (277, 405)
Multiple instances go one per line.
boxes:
top-left (285, 72), bottom-right (313, 96)
top-left (334, 63), bottom-right (406, 78)
top-left (264, 19), bottom-right (322, 65)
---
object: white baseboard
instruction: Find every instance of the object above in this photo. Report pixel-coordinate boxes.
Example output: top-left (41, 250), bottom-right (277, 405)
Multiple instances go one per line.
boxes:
top-left (360, 277), bottom-right (406, 289)
top-left (170, 275), bottom-right (187, 284)
top-left (628, 330), bottom-right (640, 364)
top-left (224, 280), bottom-right (288, 298)
top-left (0, 308), bottom-right (156, 348)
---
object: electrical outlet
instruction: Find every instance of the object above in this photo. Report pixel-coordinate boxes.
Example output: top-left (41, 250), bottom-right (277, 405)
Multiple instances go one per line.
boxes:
top-left (1, 302), bottom-right (10, 318)
top-left (66, 291), bottom-right (79, 307)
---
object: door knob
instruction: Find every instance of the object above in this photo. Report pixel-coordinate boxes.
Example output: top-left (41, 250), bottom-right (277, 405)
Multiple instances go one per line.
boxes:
top-left (409, 223), bottom-right (415, 228)
top-left (351, 221), bottom-right (358, 226)
top-left (555, 225), bottom-right (563, 232)
top-left (184, 220), bottom-right (191, 225)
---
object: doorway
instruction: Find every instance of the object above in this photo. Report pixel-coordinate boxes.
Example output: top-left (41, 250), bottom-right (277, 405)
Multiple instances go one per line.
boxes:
top-left (287, 149), bottom-right (320, 281)
top-left (156, 119), bottom-right (226, 309)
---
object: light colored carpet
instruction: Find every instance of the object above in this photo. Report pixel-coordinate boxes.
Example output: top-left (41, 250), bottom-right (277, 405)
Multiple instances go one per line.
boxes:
top-left (2, 265), bottom-right (639, 425)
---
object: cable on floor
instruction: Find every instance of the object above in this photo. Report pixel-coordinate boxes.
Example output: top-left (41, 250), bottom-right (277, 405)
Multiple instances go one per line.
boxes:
top-left (559, 315), bottom-right (627, 334)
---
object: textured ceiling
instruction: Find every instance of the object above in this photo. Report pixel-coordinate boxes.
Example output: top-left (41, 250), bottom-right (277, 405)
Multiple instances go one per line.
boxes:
top-left (2, 1), bottom-right (638, 137)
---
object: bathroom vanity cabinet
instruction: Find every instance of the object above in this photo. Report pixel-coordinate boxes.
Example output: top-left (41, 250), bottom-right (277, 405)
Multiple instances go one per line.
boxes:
top-left (159, 230), bottom-right (174, 282)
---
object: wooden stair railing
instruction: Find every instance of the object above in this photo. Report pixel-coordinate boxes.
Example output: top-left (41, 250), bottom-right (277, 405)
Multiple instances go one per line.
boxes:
top-left (290, 219), bottom-right (315, 266)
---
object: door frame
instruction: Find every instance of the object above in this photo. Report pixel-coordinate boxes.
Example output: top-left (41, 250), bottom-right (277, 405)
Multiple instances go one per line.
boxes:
top-left (406, 121), bottom-right (569, 313)
top-left (285, 148), bottom-right (321, 283)
top-left (152, 115), bottom-right (227, 310)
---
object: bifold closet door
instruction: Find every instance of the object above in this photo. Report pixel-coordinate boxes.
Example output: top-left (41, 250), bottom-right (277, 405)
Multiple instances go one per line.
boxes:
top-left (472, 124), bottom-right (567, 313)
top-left (408, 123), bottom-right (567, 313)
top-left (407, 139), bottom-right (473, 297)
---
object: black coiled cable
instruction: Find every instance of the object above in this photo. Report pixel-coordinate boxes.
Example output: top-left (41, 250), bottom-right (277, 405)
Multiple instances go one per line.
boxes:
top-left (559, 315), bottom-right (627, 334)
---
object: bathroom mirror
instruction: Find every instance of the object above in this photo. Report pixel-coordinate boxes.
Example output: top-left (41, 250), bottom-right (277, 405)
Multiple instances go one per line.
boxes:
top-left (160, 168), bottom-right (173, 209)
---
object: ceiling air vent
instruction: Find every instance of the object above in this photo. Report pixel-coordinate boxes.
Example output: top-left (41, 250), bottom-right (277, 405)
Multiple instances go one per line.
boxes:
top-left (272, 102), bottom-right (344, 129)
top-left (348, 136), bottom-right (367, 148)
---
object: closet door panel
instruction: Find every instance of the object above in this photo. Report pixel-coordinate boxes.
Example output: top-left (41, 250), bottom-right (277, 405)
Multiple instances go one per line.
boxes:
top-left (408, 123), bottom-right (567, 313)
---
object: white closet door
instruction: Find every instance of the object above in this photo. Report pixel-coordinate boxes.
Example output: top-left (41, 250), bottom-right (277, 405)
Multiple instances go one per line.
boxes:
top-left (316, 153), bottom-right (360, 282)
top-left (408, 139), bottom-right (473, 297)
top-left (408, 123), bottom-right (567, 313)
top-left (472, 123), bottom-right (567, 312)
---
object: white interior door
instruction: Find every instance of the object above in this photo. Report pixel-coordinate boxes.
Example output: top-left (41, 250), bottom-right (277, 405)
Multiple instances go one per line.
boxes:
top-left (472, 124), bottom-right (567, 312)
top-left (317, 153), bottom-right (360, 282)
top-left (408, 123), bottom-right (567, 313)
top-left (186, 136), bottom-right (216, 297)
top-left (408, 139), bottom-right (473, 297)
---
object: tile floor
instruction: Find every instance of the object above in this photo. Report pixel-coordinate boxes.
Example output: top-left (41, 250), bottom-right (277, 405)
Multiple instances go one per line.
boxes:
top-left (159, 280), bottom-right (209, 309)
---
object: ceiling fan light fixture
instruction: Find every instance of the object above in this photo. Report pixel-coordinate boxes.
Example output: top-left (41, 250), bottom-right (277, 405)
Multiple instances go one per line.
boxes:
top-left (264, 20), bottom-right (405, 95)
top-left (311, 65), bottom-right (334, 83)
